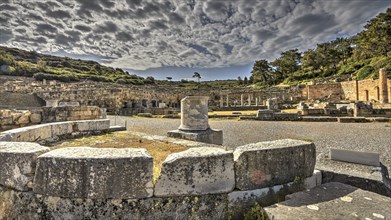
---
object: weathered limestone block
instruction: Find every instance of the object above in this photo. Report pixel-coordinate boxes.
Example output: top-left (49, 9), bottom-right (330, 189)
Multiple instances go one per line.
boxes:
top-left (179, 96), bottom-right (209, 131)
top-left (0, 124), bottom-right (52, 142)
top-left (0, 142), bottom-right (49, 191)
top-left (28, 125), bottom-right (52, 141)
top-left (74, 119), bottom-right (110, 131)
top-left (234, 139), bottom-right (316, 190)
top-left (0, 110), bottom-right (12, 117)
top-left (45, 100), bottom-right (58, 107)
top-left (16, 112), bottom-right (31, 125)
top-left (167, 128), bottom-right (223, 145)
top-left (29, 113), bottom-right (42, 123)
top-left (154, 147), bottom-right (234, 197)
top-left (0, 117), bottom-right (13, 126)
top-left (0, 186), bottom-right (228, 220)
top-left (33, 147), bottom-right (154, 199)
top-left (50, 122), bottom-right (74, 137)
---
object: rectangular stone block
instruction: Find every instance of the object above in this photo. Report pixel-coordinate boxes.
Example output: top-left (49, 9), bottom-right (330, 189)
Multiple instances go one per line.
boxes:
top-left (50, 122), bottom-right (74, 137)
top-left (0, 142), bottom-right (49, 191)
top-left (33, 147), bottom-right (154, 199)
top-left (234, 139), bottom-right (316, 190)
top-left (330, 148), bottom-right (380, 167)
top-left (167, 128), bottom-right (223, 145)
top-left (25, 124), bottom-right (52, 141)
top-left (75, 119), bottom-right (110, 131)
top-left (154, 147), bottom-right (235, 197)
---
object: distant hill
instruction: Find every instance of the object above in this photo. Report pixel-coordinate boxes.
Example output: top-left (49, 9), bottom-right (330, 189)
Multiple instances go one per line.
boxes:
top-left (0, 46), bottom-right (151, 85)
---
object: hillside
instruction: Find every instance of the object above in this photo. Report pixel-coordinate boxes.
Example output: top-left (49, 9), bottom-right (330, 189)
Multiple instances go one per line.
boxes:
top-left (250, 8), bottom-right (391, 86)
top-left (0, 46), bottom-right (150, 85)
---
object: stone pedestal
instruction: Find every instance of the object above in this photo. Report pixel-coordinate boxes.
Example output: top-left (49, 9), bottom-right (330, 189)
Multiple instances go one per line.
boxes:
top-left (167, 128), bottom-right (223, 145)
top-left (168, 96), bottom-right (223, 145)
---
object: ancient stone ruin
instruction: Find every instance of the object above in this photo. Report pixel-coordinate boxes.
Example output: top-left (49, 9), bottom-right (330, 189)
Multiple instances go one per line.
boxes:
top-left (168, 96), bottom-right (223, 145)
top-left (0, 135), bottom-right (319, 219)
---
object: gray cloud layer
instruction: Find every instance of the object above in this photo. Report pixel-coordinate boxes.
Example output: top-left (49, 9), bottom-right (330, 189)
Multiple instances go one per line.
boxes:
top-left (0, 0), bottom-right (389, 70)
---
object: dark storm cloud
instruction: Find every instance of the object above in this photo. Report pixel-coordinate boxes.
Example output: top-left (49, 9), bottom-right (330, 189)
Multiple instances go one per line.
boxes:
top-left (35, 23), bottom-right (57, 35)
top-left (35, 1), bottom-right (61, 11)
top-left (168, 12), bottom-right (185, 25)
top-left (290, 13), bottom-right (337, 35)
top-left (115, 32), bottom-right (134, 42)
top-left (125, 0), bottom-right (142, 9)
top-left (1, 4), bottom-right (18, 11)
top-left (0, 0), bottom-right (389, 71)
top-left (74, 24), bottom-right (91, 32)
top-left (149, 20), bottom-right (168, 30)
top-left (94, 21), bottom-right (118, 33)
top-left (0, 29), bottom-right (13, 43)
top-left (55, 33), bottom-right (76, 46)
top-left (46, 10), bottom-right (72, 19)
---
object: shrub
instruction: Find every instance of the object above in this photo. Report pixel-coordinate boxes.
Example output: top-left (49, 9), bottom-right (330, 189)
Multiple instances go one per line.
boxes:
top-left (356, 65), bottom-right (374, 80)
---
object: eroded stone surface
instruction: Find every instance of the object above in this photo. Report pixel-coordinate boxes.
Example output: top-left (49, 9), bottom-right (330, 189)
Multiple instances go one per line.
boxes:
top-left (0, 185), bottom-right (228, 220)
top-left (234, 139), bottom-right (316, 190)
top-left (33, 147), bottom-right (153, 199)
top-left (154, 147), bottom-right (234, 197)
top-left (264, 182), bottom-right (391, 220)
top-left (179, 96), bottom-right (209, 131)
top-left (74, 119), bottom-right (110, 131)
top-left (0, 142), bottom-right (49, 191)
top-left (167, 128), bottom-right (223, 145)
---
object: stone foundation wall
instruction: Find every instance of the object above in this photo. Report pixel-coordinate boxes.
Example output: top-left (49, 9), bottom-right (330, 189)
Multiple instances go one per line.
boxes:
top-left (341, 79), bottom-right (391, 102)
top-left (340, 81), bottom-right (358, 101)
top-left (303, 83), bottom-right (343, 101)
top-left (0, 106), bottom-right (106, 132)
top-left (0, 137), bottom-right (318, 219)
top-left (0, 109), bottom-right (42, 131)
top-left (42, 106), bottom-right (106, 122)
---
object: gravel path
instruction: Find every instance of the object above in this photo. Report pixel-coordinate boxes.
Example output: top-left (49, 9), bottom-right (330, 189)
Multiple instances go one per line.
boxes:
top-left (110, 116), bottom-right (391, 169)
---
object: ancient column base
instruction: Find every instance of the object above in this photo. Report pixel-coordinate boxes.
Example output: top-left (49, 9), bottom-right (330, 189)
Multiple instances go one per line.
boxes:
top-left (167, 128), bottom-right (223, 145)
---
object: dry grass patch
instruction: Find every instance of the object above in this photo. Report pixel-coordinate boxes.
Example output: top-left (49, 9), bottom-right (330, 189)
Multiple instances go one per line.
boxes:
top-left (50, 132), bottom-right (188, 183)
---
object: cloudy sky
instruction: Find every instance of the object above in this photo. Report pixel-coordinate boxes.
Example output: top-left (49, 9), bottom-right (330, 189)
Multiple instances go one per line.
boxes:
top-left (0, 0), bottom-right (389, 80)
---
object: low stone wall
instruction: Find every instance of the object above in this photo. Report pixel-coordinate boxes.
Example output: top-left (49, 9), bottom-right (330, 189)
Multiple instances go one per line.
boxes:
top-left (0, 139), bottom-right (318, 219)
top-left (0, 109), bottom-right (42, 131)
top-left (0, 119), bottom-right (110, 143)
top-left (42, 106), bottom-right (106, 122)
top-left (0, 106), bottom-right (106, 132)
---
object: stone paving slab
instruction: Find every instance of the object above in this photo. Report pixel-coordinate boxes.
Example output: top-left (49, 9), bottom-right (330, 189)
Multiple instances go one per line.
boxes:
top-left (264, 182), bottom-right (391, 220)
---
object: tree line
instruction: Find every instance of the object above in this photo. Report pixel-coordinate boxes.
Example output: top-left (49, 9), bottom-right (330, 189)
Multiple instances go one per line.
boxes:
top-left (250, 8), bottom-right (391, 86)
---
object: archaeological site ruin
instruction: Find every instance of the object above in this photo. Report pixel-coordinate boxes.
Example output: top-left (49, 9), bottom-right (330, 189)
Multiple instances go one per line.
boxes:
top-left (0, 66), bottom-right (390, 219)
top-left (1, 4), bottom-right (391, 219)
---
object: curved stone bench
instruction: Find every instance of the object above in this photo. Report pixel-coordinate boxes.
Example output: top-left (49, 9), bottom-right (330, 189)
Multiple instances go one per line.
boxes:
top-left (0, 119), bottom-right (110, 143)
top-left (0, 142), bottom-right (49, 191)
top-left (154, 147), bottom-right (235, 197)
top-left (33, 147), bottom-right (154, 199)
